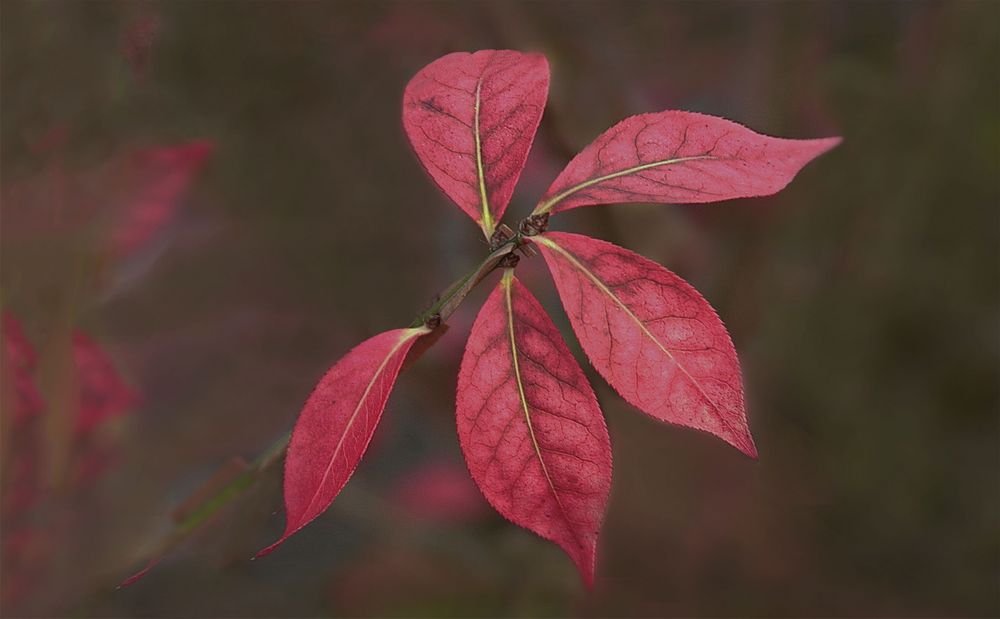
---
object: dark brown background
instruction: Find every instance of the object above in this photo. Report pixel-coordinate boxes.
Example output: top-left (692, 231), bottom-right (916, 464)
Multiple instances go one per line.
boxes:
top-left (2, 1), bottom-right (997, 617)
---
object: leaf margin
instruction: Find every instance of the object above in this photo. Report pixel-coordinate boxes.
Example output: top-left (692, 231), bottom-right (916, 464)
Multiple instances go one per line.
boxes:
top-left (532, 231), bottom-right (757, 458)
top-left (456, 268), bottom-right (612, 587)
top-left (533, 109), bottom-right (841, 215)
top-left (255, 324), bottom-right (431, 558)
top-left (402, 49), bottom-right (550, 237)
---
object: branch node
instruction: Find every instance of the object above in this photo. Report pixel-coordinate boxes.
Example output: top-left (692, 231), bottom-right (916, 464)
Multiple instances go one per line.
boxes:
top-left (498, 252), bottom-right (521, 269)
top-left (517, 244), bottom-right (538, 258)
top-left (489, 224), bottom-right (515, 250)
top-left (518, 213), bottom-right (550, 236)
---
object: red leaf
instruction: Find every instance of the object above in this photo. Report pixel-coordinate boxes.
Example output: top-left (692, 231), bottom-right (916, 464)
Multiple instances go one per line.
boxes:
top-left (456, 270), bottom-right (611, 587)
top-left (390, 459), bottom-right (488, 524)
top-left (1, 313), bottom-right (44, 425)
top-left (534, 110), bottom-right (840, 214)
top-left (534, 232), bottom-right (756, 457)
top-left (2, 313), bottom-right (37, 371)
top-left (403, 50), bottom-right (548, 237)
top-left (256, 326), bottom-right (429, 557)
top-left (110, 140), bottom-right (214, 259)
top-left (118, 560), bottom-right (159, 589)
top-left (72, 332), bottom-right (139, 437)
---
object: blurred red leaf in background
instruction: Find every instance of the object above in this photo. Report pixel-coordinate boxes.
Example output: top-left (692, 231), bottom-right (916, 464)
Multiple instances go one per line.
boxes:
top-left (390, 459), bottom-right (488, 524)
top-left (1, 313), bottom-right (138, 606)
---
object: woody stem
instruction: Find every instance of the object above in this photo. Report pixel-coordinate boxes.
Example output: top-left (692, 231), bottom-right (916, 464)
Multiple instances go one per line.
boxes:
top-left (125, 230), bottom-right (535, 580)
top-left (409, 238), bottom-right (521, 328)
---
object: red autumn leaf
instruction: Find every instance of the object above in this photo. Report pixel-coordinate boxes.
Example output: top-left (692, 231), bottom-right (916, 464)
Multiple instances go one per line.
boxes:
top-left (533, 110), bottom-right (840, 215)
top-left (403, 50), bottom-right (549, 238)
top-left (1, 139), bottom-right (211, 269)
top-left (123, 49), bottom-right (841, 589)
top-left (118, 561), bottom-right (159, 590)
top-left (2, 315), bottom-right (139, 606)
top-left (390, 459), bottom-right (488, 524)
top-left (109, 140), bottom-right (214, 260)
top-left (534, 232), bottom-right (756, 457)
top-left (1, 313), bottom-right (44, 425)
top-left (72, 331), bottom-right (139, 437)
top-left (256, 326), bottom-right (429, 557)
top-left (2, 313), bottom-right (37, 371)
top-left (456, 270), bottom-right (611, 587)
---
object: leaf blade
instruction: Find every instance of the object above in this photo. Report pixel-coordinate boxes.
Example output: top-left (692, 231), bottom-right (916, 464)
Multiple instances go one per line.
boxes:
top-left (403, 50), bottom-right (549, 236)
top-left (535, 232), bottom-right (756, 457)
top-left (112, 140), bottom-right (214, 259)
top-left (534, 110), bottom-right (840, 214)
top-left (456, 270), bottom-right (611, 586)
top-left (256, 327), bottom-right (428, 557)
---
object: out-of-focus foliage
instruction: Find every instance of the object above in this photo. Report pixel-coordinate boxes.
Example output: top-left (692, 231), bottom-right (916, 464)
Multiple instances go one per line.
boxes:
top-left (1, 2), bottom-right (996, 617)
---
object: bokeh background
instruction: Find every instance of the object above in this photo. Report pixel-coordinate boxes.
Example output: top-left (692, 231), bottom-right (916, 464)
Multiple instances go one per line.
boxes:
top-left (2, 1), bottom-right (997, 617)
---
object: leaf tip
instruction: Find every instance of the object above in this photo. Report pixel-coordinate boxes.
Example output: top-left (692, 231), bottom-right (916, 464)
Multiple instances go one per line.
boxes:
top-left (253, 538), bottom-right (285, 560)
top-left (117, 560), bottom-right (158, 589)
top-left (577, 551), bottom-right (597, 590)
top-left (811, 135), bottom-right (843, 157)
top-left (730, 427), bottom-right (759, 460)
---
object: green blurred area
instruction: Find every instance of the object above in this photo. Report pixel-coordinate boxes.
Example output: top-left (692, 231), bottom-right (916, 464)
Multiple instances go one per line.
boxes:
top-left (1, 1), bottom-right (997, 617)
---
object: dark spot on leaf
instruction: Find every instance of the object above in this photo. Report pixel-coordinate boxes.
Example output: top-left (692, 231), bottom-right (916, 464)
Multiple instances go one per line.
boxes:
top-left (421, 98), bottom-right (444, 114)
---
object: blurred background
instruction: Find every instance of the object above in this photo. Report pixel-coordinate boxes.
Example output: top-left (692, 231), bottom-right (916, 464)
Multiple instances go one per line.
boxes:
top-left (1, 1), bottom-right (997, 617)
